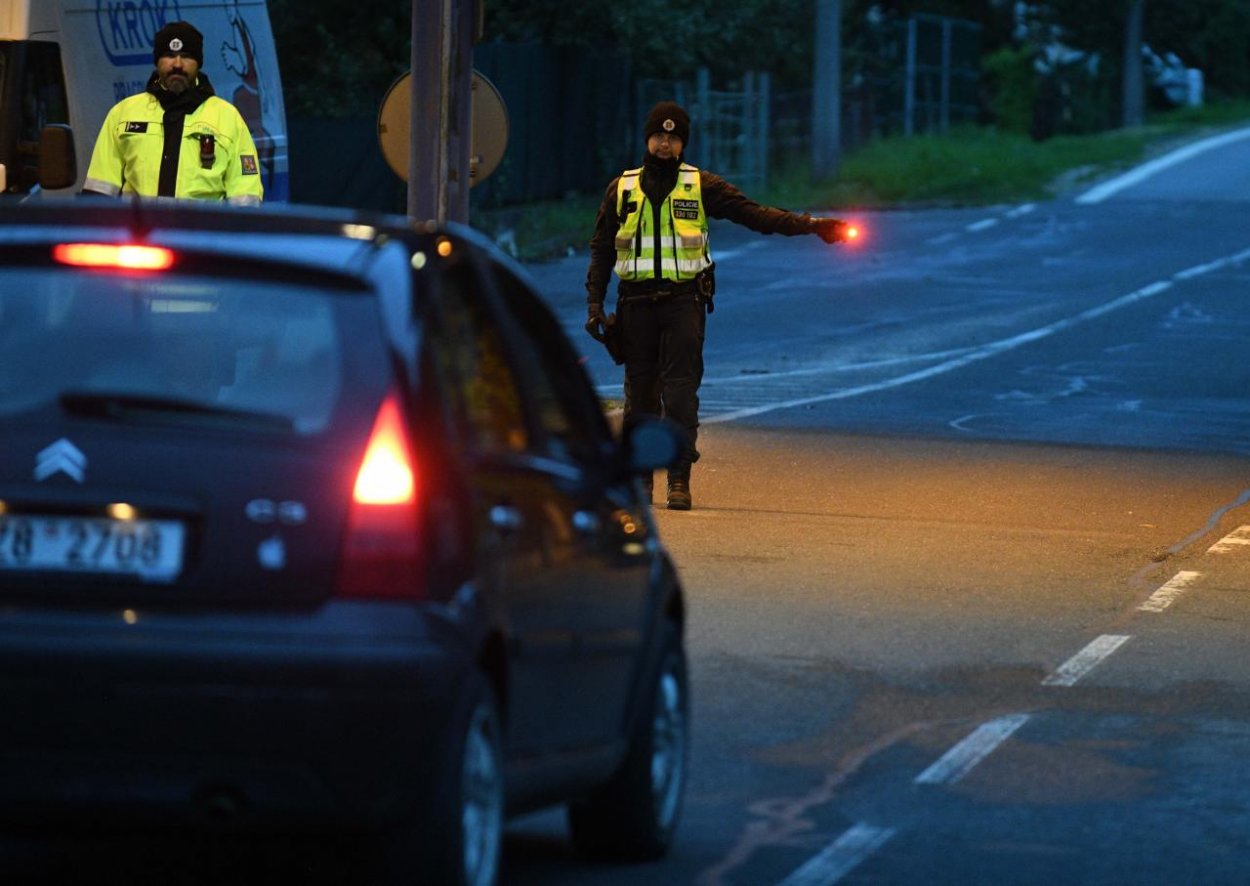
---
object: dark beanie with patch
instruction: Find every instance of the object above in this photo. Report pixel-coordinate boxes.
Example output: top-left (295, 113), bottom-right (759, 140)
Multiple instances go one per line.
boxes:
top-left (643, 101), bottom-right (690, 146)
top-left (153, 21), bottom-right (204, 67)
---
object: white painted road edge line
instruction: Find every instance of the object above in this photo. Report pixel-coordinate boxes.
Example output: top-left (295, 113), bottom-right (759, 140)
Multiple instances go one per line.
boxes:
top-left (1139, 570), bottom-right (1203, 613)
top-left (698, 241), bottom-right (1250, 424)
top-left (1075, 126), bottom-right (1250, 204)
top-left (776, 823), bottom-right (897, 886)
top-left (914, 714), bottom-right (1031, 785)
top-left (1208, 525), bottom-right (1250, 554)
top-left (1042, 635), bottom-right (1131, 687)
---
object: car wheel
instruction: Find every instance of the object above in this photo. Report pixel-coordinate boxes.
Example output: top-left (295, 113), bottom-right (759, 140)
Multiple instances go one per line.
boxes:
top-left (568, 621), bottom-right (689, 861)
top-left (378, 671), bottom-right (504, 886)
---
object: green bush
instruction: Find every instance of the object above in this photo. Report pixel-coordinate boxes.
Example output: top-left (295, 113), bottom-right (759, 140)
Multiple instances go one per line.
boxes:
top-left (983, 46), bottom-right (1036, 135)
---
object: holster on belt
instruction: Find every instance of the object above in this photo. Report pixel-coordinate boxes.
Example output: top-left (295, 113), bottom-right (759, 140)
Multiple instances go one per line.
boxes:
top-left (602, 312), bottom-right (626, 365)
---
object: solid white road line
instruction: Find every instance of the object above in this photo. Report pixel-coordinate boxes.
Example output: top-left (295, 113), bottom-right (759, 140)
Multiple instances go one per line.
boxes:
top-left (776, 823), bottom-right (897, 886)
top-left (914, 714), bottom-right (1031, 785)
top-left (1208, 525), bottom-right (1250, 554)
top-left (1042, 634), bottom-right (1131, 687)
top-left (702, 277), bottom-right (1176, 424)
top-left (1139, 570), bottom-right (1203, 613)
top-left (1075, 126), bottom-right (1250, 204)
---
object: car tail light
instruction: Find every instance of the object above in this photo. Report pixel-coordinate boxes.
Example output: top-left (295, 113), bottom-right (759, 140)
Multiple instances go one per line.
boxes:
top-left (337, 389), bottom-right (425, 599)
top-left (53, 243), bottom-right (176, 271)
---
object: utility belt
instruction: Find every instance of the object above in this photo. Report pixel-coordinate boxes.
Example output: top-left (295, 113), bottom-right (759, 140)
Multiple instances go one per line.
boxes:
top-left (617, 278), bottom-right (699, 302)
top-left (618, 263), bottom-right (716, 313)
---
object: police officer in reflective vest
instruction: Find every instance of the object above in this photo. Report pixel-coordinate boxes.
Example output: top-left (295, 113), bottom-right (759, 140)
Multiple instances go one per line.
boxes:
top-left (585, 101), bottom-right (850, 510)
top-left (83, 21), bottom-right (263, 205)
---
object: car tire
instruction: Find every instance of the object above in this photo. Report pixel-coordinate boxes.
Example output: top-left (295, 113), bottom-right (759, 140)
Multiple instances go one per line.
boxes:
top-left (377, 670), bottom-right (504, 886)
top-left (568, 621), bottom-right (689, 861)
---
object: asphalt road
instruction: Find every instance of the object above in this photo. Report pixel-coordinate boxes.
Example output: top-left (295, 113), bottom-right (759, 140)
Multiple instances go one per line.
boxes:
top-left (10, 128), bottom-right (1247, 886)
top-left (506, 125), bottom-right (1250, 884)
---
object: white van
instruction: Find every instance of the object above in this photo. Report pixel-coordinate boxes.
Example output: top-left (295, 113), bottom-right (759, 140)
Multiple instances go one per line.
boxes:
top-left (0, 0), bottom-right (288, 199)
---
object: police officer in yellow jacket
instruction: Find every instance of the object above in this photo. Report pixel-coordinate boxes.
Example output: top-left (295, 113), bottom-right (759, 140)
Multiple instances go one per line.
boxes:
top-left (83, 21), bottom-right (263, 205)
top-left (585, 101), bottom-right (851, 510)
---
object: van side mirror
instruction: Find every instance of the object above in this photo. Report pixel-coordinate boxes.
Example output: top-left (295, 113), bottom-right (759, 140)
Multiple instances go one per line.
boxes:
top-left (38, 124), bottom-right (77, 191)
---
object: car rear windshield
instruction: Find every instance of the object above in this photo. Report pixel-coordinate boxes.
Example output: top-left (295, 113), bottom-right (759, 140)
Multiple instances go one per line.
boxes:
top-left (0, 269), bottom-right (371, 433)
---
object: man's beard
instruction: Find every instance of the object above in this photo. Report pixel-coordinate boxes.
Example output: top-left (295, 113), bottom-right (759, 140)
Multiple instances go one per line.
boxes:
top-left (161, 73), bottom-right (190, 94)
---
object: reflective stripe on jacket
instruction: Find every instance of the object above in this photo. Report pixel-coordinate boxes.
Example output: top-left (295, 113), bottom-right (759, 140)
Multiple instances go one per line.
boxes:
top-left (84, 91), bottom-right (264, 205)
top-left (613, 163), bottom-right (711, 281)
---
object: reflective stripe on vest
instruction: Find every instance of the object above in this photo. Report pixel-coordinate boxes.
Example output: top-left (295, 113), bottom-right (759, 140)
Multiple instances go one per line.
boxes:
top-left (613, 163), bottom-right (711, 281)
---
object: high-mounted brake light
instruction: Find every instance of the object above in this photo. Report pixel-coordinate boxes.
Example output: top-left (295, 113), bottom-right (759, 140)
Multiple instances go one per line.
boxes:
top-left (338, 390), bottom-right (424, 599)
top-left (53, 243), bottom-right (176, 271)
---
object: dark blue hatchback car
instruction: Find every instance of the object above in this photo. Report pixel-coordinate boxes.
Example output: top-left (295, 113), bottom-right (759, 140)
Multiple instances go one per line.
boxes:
top-left (0, 202), bottom-right (689, 884)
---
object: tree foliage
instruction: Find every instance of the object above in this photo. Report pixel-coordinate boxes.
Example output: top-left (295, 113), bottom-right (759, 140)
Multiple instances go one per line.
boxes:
top-left (268, 0), bottom-right (1250, 120)
top-left (268, 0), bottom-right (411, 116)
top-left (483, 0), bottom-right (815, 88)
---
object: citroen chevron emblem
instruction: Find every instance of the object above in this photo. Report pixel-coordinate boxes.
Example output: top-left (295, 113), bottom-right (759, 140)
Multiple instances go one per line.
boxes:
top-left (35, 438), bottom-right (87, 483)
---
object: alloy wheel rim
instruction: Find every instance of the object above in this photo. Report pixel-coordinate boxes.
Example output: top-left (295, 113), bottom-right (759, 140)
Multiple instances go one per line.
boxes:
top-left (650, 663), bottom-right (687, 830)
top-left (462, 705), bottom-right (503, 886)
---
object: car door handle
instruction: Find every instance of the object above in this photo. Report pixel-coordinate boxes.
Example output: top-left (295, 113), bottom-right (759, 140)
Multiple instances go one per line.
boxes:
top-left (489, 504), bottom-right (523, 533)
top-left (571, 510), bottom-right (600, 535)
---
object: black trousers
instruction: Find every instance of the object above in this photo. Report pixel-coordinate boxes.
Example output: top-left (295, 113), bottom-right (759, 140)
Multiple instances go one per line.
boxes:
top-left (617, 290), bottom-right (705, 465)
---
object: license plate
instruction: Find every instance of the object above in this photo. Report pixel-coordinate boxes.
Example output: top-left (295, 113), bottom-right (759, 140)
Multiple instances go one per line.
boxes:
top-left (0, 515), bottom-right (185, 583)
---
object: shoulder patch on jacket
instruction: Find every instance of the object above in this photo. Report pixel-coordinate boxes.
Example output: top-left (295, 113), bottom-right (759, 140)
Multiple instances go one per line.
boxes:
top-left (241, 155), bottom-right (259, 175)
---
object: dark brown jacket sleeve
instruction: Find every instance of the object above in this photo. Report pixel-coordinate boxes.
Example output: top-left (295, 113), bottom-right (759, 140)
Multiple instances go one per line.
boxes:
top-left (585, 176), bottom-right (621, 304)
top-left (700, 171), bottom-right (816, 236)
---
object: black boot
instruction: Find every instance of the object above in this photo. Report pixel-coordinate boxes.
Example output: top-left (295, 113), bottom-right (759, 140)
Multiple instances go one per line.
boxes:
top-left (667, 463), bottom-right (691, 511)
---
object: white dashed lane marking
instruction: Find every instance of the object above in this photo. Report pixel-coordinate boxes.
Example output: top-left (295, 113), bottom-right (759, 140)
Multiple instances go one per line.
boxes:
top-left (915, 714), bottom-right (1031, 785)
top-left (1042, 635), bottom-right (1132, 687)
top-left (775, 823), bottom-right (897, 886)
top-left (1208, 524), bottom-right (1250, 554)
top-left (1139, 570), bottom-right (1203, 613)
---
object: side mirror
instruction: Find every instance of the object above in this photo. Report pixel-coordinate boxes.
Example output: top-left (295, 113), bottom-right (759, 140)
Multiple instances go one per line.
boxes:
top-left (38, 124), bottom-right (77, 191)
top-left (623, 417), bottom-right (684, 474)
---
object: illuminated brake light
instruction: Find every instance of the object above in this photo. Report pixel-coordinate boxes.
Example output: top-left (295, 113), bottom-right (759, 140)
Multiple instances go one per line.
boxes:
top-left (846, 225), bottom-right (860, 241)
top-left (338, 390), bottom-right (424, 599)
top-left (354, 395), bottom-right (416, 505)
top-left (54, 243), bottom-right (175, 271)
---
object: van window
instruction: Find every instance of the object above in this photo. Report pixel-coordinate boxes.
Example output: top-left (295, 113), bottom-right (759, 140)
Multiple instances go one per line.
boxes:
top-left (2, 42), bottom-right (69, 192)
top-left (20, 43), bottom-right (69, 142)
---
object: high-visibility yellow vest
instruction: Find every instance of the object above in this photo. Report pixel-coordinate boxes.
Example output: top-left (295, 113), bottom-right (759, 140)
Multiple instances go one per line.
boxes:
top-left (614, 163), bottom-right (711, 281)
top-left (84, 90), bottom-right (263, 205)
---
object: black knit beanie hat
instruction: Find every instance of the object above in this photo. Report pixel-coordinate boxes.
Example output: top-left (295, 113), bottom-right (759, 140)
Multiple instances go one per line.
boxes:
top-left (643, 101), bottom-right (690, 146)
top-left (153, 21), bottom-right (205, 66)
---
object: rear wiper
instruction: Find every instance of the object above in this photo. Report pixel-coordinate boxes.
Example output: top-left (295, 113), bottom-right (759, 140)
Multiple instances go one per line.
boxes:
top-left (59, 391), bottom-right (294, 430)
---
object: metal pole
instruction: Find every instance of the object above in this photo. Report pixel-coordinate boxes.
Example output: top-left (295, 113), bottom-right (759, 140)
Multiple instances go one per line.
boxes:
top-left (811, 0), bottom-right (842, 180)
top-left (940, 19), bottom-right (951, 132)
top-left (409, 0), bottom-right (473, 223)
top-left (758, 72), bottom-right (770, 191)
top-left (697, 66), bottom-right (710, 168)
top-left (1122, 0), bottom-right (1145, 127)
top-left (903, 17), bottom-right (916, 137)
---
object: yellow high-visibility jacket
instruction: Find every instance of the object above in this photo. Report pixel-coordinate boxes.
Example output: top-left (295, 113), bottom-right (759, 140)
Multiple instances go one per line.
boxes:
top-left (614, 163), bottom-right (711, 282)
top-left (85, 90), bottom-right (263, 205)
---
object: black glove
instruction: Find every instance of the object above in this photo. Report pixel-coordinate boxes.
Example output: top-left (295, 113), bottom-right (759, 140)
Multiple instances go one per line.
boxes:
top-left (585, 302), bottom-right (608, 342)
top-left (811, 217), bottom-right (850, 244)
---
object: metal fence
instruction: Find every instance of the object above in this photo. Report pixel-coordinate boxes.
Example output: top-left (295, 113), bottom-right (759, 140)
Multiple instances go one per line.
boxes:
top-left (288, 16), bottom-right (981, 211)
